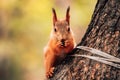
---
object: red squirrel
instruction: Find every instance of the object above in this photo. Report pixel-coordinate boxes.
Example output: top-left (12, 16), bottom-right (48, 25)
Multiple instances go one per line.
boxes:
top-left (44, 7), bottom-right (76, 78)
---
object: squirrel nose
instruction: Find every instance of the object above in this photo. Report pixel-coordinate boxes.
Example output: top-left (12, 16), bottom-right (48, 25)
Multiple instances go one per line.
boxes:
top-left (61, 39), bottom-right (65, 43)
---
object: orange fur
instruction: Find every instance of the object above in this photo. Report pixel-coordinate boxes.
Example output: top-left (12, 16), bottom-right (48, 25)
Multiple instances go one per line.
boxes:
top-left (44, 7), bottom-right (76, 78)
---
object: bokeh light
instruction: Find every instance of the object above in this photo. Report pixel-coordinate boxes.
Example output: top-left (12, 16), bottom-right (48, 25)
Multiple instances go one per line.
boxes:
top-left (0, 0), bottom-right (96, 80)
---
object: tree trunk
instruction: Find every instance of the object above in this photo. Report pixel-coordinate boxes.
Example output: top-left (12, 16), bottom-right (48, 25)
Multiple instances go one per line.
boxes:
top-left (49, 0), bottom-right (120, 80)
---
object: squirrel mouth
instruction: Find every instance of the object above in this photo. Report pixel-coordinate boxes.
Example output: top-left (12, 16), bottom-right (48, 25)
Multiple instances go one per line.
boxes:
top-left (60, 42), bottom-right (66, 47)
top-left (60, 39), bottom-right (65, 46)
top-left (61, 43), bottom-right (65, 47)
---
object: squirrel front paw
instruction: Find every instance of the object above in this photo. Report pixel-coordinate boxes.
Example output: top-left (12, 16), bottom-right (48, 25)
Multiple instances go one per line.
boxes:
top-left (46, 67), bottom-right (55, 78)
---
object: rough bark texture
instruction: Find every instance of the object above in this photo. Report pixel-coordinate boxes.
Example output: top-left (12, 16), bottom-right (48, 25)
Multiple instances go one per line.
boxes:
top-left (49, 0), bottom-right (120, 80)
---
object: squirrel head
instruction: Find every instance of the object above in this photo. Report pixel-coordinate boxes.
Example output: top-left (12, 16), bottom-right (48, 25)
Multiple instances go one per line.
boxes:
top-left (51, 7), bottom-right (74, 47)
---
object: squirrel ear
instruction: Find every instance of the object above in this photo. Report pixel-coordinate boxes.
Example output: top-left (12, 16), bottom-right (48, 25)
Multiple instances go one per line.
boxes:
top-left (66, 6), bottom-right (70, 25)
top-left (52, 8), bottom-right (57, 26)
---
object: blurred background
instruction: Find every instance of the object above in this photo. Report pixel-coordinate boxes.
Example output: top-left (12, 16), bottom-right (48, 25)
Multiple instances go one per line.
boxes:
top-left (0, 0), bottom-right (96, 80)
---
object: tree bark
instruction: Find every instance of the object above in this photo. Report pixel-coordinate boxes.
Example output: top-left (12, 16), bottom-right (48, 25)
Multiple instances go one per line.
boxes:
top-left (49, 0), bottom-right (120, 80)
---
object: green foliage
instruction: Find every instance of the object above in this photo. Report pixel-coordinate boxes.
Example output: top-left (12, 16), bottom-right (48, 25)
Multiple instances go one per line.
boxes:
top-left (0, 0), bottom-right (96, 79)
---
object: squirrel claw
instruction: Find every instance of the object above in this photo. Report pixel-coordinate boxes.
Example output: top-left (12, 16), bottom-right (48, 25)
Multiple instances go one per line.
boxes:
top-left (50, 67), bottom-right (55, 73)
top-left (46, 67), bottom-right (55, 78)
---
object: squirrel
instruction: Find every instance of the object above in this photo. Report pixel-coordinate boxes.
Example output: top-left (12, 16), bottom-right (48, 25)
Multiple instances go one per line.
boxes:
top-left (44, 7), bottom-right (76, 78)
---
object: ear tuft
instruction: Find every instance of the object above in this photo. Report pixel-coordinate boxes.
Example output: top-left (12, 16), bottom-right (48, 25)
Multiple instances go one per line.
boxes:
top-left (52, 8), bottom-right (57, 26)
top-left (66, 6), bottom-right (70, 25)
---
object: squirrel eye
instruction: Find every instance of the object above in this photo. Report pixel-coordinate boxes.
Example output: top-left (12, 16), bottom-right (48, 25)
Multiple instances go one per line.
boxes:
top-left (68, 27), bottom-right (70, 32)
top-left (54, 28), bottom-right (57, 32)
